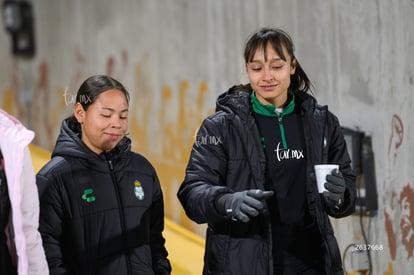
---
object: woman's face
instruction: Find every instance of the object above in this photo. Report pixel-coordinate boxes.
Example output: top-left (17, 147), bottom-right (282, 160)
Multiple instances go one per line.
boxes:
top-left (246, 42), bottom-right (296, 107)
top-left (75, 89), bottom-right (129, 154)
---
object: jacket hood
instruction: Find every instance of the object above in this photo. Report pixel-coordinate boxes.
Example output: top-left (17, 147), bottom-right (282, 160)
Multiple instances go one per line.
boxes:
top-left (215, 84), bottom-right (319, 119)
top-left (51, 118), bottom-right (131, 161)
top-left (215, 84), bottom-right (252, 120)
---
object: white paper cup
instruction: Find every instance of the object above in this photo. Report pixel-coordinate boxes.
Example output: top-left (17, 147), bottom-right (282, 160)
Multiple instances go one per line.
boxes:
top-left (314, 164), bottom-right (339, 193)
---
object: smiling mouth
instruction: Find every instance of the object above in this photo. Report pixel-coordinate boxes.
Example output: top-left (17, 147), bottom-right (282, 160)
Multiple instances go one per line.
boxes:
top-left (106, 133), bottom-right (121, 139)
top-left (261, 85), bottom-right (276, 91)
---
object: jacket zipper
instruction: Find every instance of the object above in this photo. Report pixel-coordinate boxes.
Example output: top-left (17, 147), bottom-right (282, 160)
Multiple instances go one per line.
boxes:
top-left (107, 155), bottom-right (132, 275)
top-left (247, 115), bottom-right (274, 274)
top-left (276, 114), bottom-right (288, 149)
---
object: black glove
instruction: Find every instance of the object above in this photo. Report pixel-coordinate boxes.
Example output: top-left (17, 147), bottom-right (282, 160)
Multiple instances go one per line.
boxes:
top-left (216, 189), bottom-right (274, 222)
top-left (323, 169), bottom-right (346, 210)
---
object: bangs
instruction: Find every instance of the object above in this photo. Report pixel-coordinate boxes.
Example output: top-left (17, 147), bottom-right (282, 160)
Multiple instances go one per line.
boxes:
top-left (244, 29), bottom-right (293, 63)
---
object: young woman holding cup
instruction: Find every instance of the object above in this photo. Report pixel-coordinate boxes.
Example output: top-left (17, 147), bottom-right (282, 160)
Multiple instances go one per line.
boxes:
top-left (178, 28), bottom-right (356, 274)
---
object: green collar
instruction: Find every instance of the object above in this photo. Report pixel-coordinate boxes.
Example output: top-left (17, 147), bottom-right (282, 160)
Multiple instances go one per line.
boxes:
top-left (250, 91), bottom-right (295, 118)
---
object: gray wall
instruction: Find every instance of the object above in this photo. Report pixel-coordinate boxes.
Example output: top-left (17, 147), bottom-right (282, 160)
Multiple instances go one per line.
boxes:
top-left (1, 0), bottom-right (413, 273)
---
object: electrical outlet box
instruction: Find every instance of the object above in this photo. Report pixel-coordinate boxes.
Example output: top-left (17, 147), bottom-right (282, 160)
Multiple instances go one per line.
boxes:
top-left (350, 250), bottom-right (370, 271)
top-left (342, 127), bottom-right (378, 216)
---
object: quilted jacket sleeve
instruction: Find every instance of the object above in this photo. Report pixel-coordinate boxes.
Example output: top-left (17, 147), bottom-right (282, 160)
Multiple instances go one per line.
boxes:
top-left (325, 113), bottom-right (357, 218)
top-left (150, 172), bottom-right (172, 275)
top-left (37, 169), bottom-right (72, 275)
top-left (177, 115), bottom-right (232, 224)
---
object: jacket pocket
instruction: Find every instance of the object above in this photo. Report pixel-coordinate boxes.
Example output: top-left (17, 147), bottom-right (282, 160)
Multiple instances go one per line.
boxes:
top-left (204, 226), bottom-right (229, 274)
top-left (204, 225), bottom-right (268, 275)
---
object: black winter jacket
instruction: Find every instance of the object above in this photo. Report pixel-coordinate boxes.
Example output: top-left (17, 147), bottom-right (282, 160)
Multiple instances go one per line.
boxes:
top-left (37, 120), bottom-right (171, 275)
top-left (178, 85), bottom-right (356, 275)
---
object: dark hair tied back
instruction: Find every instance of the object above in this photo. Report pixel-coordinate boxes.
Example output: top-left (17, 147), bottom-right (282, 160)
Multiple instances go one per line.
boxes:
top-left (244, 28), bottom-right (312, 93)
top-left (67, 75), bottom-right (130, 134)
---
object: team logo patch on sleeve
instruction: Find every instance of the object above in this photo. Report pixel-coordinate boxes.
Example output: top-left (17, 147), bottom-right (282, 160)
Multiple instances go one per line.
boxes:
top-left (134, 180), bottom-right (145, 200)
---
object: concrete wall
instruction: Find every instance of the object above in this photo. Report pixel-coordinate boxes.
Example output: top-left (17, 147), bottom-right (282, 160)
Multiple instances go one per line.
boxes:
top-left (1, 0), bottom-right (413, 273)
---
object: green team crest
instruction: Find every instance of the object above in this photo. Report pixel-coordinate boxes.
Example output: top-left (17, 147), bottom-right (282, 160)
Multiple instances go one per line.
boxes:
top-left (134, 180), bottom-right (144, 200)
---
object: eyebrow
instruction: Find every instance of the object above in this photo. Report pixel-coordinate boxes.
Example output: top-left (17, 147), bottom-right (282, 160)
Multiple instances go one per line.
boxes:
top-left (101, 107), bottom-right (129, 112)
top-left (249, 57), bottom-right (284, 63)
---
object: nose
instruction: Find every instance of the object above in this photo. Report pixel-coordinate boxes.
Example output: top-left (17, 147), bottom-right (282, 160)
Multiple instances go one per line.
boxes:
top-left (110, 116), bottom-right (122, 128)
top-left (263, 68), bottom-right (274, 81)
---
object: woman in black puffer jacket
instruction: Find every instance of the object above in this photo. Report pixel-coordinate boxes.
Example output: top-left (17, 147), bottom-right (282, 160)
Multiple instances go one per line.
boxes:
top-left (178, 28), bottom-right (356, 275)
top-left (37, 75), bottom-right (171, 275)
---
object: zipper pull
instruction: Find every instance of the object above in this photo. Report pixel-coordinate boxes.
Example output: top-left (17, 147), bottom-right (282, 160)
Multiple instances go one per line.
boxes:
top-left (275, 109), bottom-right (283, 123)
top-left (105, 152), bottom-right (114, 170)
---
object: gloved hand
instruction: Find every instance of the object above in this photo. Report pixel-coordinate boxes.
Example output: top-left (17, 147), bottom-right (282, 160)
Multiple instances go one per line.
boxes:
top-left (323, 169), bottom-right (346, 210)
top-left (216, 189), bottom-right (274, 222)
